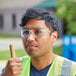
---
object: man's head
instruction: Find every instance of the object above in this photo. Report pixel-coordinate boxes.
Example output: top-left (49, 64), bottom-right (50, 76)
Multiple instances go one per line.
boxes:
top-left (20, 8), bottom-right (58, 32)
top-left (20, 8), bottom-right (58, 57)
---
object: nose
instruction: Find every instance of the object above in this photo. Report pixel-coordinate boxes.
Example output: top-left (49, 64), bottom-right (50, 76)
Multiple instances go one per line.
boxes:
top-left (26, 33), bottom-right (35, 42)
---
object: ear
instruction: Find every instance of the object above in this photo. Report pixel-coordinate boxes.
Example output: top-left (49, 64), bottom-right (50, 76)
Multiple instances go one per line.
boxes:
top-left (51, 31), bottom-right (58, 43)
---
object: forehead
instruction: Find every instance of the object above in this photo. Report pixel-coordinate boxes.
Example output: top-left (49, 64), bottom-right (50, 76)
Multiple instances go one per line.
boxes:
top-left (23, 18), bottom-right (49, 29)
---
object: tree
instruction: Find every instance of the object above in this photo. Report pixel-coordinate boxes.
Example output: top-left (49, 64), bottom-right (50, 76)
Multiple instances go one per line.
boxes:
top-left (56, 0), bottom-right (76, 35)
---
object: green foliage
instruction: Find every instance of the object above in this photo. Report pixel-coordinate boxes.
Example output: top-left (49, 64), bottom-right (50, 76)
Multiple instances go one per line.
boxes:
top-left (53, 46), bottom-right (62, 56)
top-left (56, 0), bottom-right (76, 34)
top-left (67, 22), bottom-right (76, 34)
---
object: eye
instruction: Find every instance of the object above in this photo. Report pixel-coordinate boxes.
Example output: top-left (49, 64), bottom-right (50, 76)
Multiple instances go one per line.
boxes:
top-left (35, 30), bottom-right (42, 34)
top-left (23, 30), bottom-right (29, 35)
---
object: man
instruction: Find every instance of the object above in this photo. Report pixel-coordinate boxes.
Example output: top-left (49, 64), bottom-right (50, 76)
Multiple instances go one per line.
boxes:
top-left (1, 8), bottom-right (76, 76)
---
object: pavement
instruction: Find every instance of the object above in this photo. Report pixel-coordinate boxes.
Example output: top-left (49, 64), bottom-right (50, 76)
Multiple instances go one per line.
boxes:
top-left (0, 38), bottom-right (62, 50)
top-left (0, 61), bottom-right (7, 67)
top-left (0, 38), bottom-right (23, 50)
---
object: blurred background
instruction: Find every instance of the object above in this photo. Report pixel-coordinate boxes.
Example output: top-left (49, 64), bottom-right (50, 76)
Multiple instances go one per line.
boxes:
top-left (0, 0), bottom-right (76, 72)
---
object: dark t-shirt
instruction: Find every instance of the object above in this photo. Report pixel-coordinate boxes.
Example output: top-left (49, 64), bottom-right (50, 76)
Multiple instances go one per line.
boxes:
top-left (30, 64), bottom-right (51, 76)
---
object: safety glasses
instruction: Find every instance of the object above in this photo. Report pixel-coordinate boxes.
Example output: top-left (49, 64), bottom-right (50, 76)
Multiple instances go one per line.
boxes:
top-left (21, 28), bottom-right (53, 38)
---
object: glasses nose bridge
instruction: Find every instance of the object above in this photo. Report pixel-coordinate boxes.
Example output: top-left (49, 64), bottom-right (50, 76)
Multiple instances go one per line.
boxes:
top-left (28, 29), bottom-right (35, 36)
top-left (27, 29), bottom-right (35, 39)
top-left (29, 29), bottom-right (33, 34)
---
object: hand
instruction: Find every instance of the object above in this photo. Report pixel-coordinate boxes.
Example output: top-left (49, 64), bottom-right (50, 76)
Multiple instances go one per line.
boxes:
top-left (1, 57), bottom-right (22, 76)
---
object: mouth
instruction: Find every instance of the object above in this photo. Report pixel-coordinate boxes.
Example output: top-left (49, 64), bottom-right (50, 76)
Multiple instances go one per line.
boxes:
top-left (26, 44), bottom-right (38, 48)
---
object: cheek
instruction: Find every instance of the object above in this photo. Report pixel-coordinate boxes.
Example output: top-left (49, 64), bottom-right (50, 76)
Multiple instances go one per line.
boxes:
top-left (38, 36), bottom-right (51, 50)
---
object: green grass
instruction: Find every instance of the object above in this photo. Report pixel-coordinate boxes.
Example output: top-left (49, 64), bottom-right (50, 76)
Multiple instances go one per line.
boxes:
top-left (0, 49), bottom-right (26, 60)
top-left (0, 33), bottom-right (21, 38)
top-left (0, 46), bottom-right (62, 60)
top-left (53, 46), bottom-right (62, 56)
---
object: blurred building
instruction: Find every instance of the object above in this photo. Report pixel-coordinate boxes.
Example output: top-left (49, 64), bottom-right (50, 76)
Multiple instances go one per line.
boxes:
top-left (0, 0), bottom-right (63, 37)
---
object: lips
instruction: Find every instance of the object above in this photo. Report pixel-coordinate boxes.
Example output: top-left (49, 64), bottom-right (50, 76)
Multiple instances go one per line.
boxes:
top-left (26, 44), bottom-right (38, 48)
top-left (28, 44), bottom-right (34, 47)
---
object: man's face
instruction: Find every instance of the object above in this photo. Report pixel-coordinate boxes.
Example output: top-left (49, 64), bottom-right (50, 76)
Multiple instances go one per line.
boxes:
top-left (22, 18), bottom-right (57, 57)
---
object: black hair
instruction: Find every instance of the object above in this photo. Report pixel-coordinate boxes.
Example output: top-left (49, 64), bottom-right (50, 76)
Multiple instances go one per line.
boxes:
top-left (20, 8), bottom-right (58, 32)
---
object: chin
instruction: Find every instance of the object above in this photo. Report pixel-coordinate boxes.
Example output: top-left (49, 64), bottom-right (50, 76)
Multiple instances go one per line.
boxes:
top-left (27, 51), bottom-right (39, 57)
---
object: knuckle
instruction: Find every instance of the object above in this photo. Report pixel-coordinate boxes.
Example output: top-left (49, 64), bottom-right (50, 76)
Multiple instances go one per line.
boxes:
top-left (8, 59), bottom-right (12, 63)
top-left (20, 67), bottom-right (22, 71)
top-left (18, 71), bottom-right (21, 74)
top-left (10, 63), bottom-right (15, 67)
top-left (19, 67), bottom-right (22, 71)
top-left (12, 71), bottom-right (16, 75)
top-left (10, 63), bottom-right (13, 67)
top-left (12, 67), bottom-right (16, 71)
top-left (18, 63), bottom-right (22, 67)
top-left (12, 70), bottom-right (21, 76)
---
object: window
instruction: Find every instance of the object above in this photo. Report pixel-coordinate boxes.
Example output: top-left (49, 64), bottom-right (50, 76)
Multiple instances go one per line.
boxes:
top-left (0, 14), bottom-right (4, 29)
top-left (12, 14), bottom-right (16, 29)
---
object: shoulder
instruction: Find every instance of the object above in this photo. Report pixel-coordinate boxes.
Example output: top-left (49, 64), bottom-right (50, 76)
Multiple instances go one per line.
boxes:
top-left (56, 55), bottom-right (76, 76)
top-left (55, 55), bottom-right (75, 68)
top-left (57, 56), bottom-right (76, 65)
top-left (56, 55), bottom-right (74, 63)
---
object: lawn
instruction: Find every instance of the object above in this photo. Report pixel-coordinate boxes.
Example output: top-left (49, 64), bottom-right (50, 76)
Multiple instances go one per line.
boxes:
top-left (0, 46), bottom-right (62, 60)
top-left (0, 33), bottom-right (20, 38)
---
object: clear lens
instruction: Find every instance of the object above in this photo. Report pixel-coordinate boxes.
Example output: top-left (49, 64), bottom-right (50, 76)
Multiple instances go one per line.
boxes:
top-left (21, 28), bottom-right (53, 38)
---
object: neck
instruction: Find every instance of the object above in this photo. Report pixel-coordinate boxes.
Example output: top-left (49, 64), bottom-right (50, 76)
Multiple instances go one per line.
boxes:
top-left (31, 51), bottom-right (56, 70)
